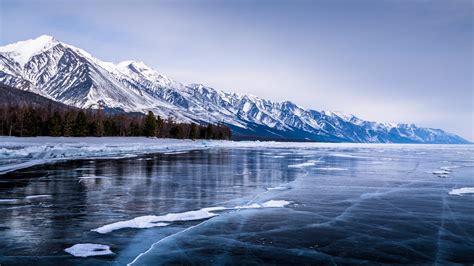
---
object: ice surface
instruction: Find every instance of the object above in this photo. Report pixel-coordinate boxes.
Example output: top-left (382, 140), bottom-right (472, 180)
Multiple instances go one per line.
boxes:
top-left (1, 142), bottom-right (473, 265)
top-left (64, 243), bottom-right (114, 257)
top-left (448, 187), bottom-right (474, 196)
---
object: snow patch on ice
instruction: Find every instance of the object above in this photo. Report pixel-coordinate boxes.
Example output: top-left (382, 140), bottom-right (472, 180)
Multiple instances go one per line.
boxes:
top-left (262, 200), bottom-right (291, 208)
top-left (92, 207), bottom-right (224, 234)
top-left (432, 165), bottom-right (460, 178)
top-left (448, 187), bottom-right (474, 196)
top-left (94, 200), bottom-right (290, 234)
top-left (266, 185), bottom-right (289, 191)
top-left (64, 243), bottom-right (114, 257)
top-left (314, 167), bottom-right (348, 171)
top-left (331, 153), bottom-right (365, 159)
top-left (288, 160), bottom-right (319, 168)
top-left (236, 200), bottom-right (291, 209)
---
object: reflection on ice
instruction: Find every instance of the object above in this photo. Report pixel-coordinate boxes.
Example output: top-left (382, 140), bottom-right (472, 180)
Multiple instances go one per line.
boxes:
top-left (78, 175), bottom-right (110, 179)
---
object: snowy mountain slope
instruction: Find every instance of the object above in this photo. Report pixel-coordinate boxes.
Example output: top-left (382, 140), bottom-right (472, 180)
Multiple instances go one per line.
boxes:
top-left (0, 35), bottom-right (469, 144)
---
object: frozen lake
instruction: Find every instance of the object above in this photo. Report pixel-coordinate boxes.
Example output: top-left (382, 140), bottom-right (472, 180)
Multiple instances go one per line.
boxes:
top-left (0, 138), bottom-right (473, 264)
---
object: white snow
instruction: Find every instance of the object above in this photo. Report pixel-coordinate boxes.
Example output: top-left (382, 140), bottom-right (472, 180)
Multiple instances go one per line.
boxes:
top-left (64, 243), bottom-right (114, 257)
top-left (92, 207), bottom-right (224, 234)
top-left (0, 35), bottom-right (58, 66)
top-left (93, 200), bottom-right (290, 234)
top-left (288, 160), bottom-right (319, 168)
top-left (448, 187), bottom-right (474, 196)
top-left (266, 186), bottom-right (289, 191)
top-left (261, 200), bottom-right (291, 208)
top-left (235, 200), bottom-right (291, 209)
top-left (331, 153), bottom-right (365, 158)
top-left (314, 167), bottom-right (348, 171)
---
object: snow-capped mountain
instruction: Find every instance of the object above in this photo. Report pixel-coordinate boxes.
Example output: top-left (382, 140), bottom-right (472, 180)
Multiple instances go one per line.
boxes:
top-left (0, 35), bottom-right (469, 143)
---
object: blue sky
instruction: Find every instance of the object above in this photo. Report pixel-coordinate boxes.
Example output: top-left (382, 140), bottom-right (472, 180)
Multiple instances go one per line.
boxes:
top-left (1, 0), bottom-right (472, 140)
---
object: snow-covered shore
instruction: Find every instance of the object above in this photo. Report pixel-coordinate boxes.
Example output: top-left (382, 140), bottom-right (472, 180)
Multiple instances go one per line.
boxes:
top-left (0, 137), bottom-right (472, 174)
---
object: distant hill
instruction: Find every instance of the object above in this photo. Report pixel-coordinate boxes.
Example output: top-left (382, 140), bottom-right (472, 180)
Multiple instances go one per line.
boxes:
top-left (0, 83), bottom-right (73, 110)
top-left (0, 83), bottom-right (141, 116)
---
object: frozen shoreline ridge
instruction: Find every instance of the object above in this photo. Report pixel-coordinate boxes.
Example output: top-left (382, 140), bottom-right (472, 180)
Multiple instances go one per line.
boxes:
top-left (0, 137), bottom-right (473, 174)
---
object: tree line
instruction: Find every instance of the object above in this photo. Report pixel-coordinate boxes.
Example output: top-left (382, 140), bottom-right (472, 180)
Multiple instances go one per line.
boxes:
top-left (0, 104), bottom-right (231, 139)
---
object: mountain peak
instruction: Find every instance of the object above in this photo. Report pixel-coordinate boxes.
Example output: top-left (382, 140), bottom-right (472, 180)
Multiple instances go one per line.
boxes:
top-left (0, 36), bottom-right (468, 144)
top-left (0, 35), bottom-right (59, 66)
top-left (118, 60), bottom-right (150, 69)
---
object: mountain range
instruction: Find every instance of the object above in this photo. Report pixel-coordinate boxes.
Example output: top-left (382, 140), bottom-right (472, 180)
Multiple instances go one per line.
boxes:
top-left (0, 35), bottom-right (469, 143)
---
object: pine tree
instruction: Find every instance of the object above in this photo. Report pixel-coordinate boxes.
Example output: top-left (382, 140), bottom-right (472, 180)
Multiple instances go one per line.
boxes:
top-left (22, 108), bottom-right (41, 136)
top-left (48, 111), bottom-right (63, 136)
top-left (74, 110), bottom-right (88, 136)
top-left (206, 124), bottom-right (214, 139)
top-left (63, 112), bottom-right (75, 136)
top-left (143, 111), bottom-right (157, 137)
top-left (189, 123), bottom-right (197, 139)
top-left (156, 115), bottom-right (164, 137)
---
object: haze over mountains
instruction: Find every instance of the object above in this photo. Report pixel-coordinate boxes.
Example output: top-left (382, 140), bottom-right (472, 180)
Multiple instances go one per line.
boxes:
top-left (0, 35), bottom-right (469, 143)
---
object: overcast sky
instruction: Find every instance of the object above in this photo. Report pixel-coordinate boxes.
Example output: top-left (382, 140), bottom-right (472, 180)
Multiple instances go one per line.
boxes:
top-left (1, 0), bottom-right (472, 140)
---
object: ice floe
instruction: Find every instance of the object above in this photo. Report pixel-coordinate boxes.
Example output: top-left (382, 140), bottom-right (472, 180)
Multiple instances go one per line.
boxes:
top-left (448, 187), bottom-right (474, 196)
top-left (64, 243), bottom-right (114, 257)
